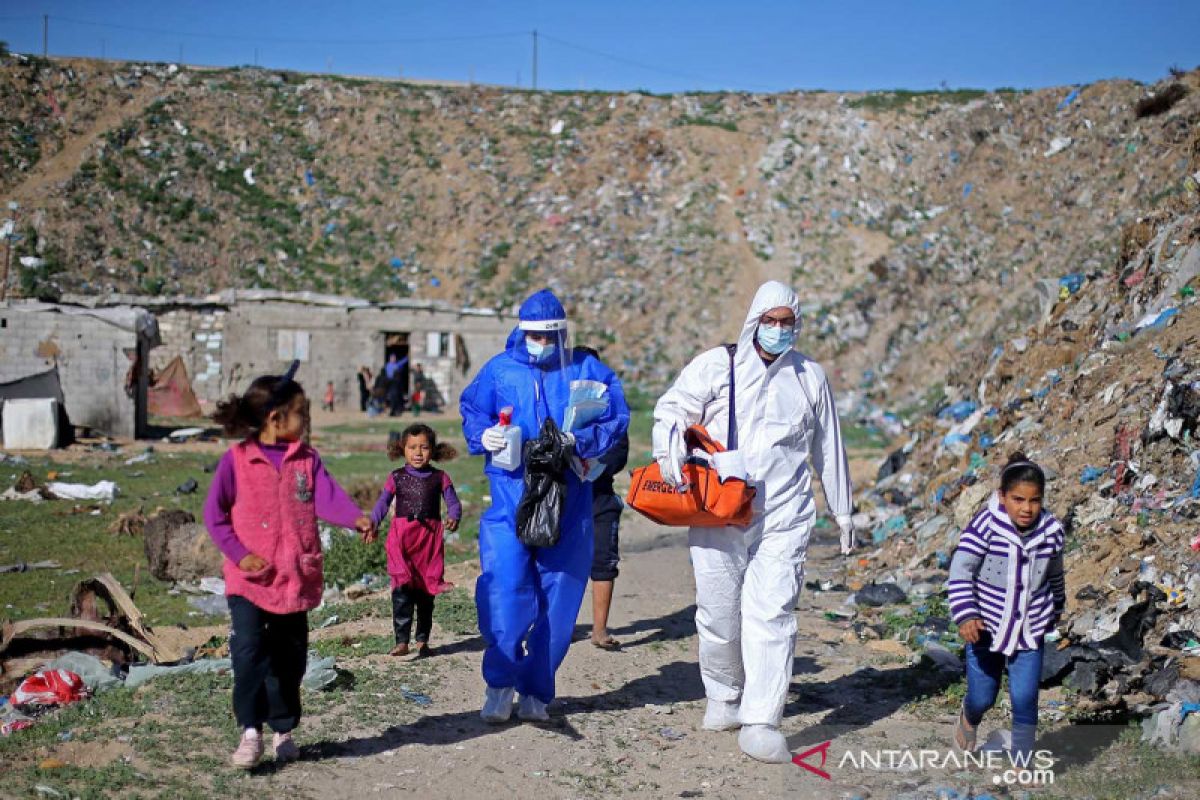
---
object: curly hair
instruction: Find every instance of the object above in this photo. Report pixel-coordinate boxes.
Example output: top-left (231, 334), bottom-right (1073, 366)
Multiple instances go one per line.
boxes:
top-left (387, 423), bottom-right (458, 463)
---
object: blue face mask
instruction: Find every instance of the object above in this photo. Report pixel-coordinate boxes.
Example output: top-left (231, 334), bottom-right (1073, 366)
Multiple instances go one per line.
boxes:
top-left (756, 324), bottom-right (795, 355)
top-left (526, 338), bottom-right (557, 360)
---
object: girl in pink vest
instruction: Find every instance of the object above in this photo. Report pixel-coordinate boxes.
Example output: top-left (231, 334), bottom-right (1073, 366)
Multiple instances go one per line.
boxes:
top-left (204, 363), bottom-right (372, 769)
top-left (367, 424), bottom-right (462, 657)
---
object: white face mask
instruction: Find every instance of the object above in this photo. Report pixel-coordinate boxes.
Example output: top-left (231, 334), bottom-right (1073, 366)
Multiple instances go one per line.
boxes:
top-left (756, 324), bottom-right (795, 355)
top-left (526, 338), bottom-right (556, 360)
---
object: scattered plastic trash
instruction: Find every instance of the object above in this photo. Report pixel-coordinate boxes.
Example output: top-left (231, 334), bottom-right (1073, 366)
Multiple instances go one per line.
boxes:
top-left (942, 432), bottom-right (972, 455)
top-left (187, 594), bottom-right (229, 616)
top-left (13, 670), bottom-right (88, 707)
top-left (175, 478), bottom-right (199, 495)
top-left (853, 583), bottom-right (908, 607)
top-left (1080, 466), bottom-right (1106, 484)
top-left (1043, 136), bottom-right (1073, 157)
top-left (301, 653), bottom-right (338, 690)
top-left (167, 427), bottom-right (206, 441)
top-left (871, 515), bottom-right (907, 544)
top-left (1059, 273), bottom-right (1085, 294)
top-left (938, 401), bottom-right (977, 422)
top-left (659, 726), bottom-right (687, 741)
top-left (1135, 307), bottom-right (1179, 334)
top-left (46, 481), bottom-right (118, 502)
top-left (922, 642), bottom-right (962, 672)
top-left (1058, 89), bottom-right (1080, 110)
top-left (44, 652), bottom-right (123, 694)
top-left (399, 685), bottom-right (432, 707)
top-left (198, 576), bottom-right (226, 594)
top-left (0, 560), bottom-right (61, 574)
top-left (125, 658), bottom-right (232, 689)
top-left (1, 701), bottom-right (34, 736)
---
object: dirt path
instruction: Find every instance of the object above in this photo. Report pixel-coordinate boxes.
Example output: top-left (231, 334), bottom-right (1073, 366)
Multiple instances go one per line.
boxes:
top-left (252, 514), bottom-right (1102, 800)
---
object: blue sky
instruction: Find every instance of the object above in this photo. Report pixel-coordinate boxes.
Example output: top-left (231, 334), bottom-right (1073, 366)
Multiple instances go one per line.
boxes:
top-left (1, 1), bottom-right (1197, 92)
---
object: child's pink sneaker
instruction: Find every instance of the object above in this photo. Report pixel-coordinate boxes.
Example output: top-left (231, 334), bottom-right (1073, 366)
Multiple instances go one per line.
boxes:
top-left (231, 729), bottom-right (264, 769)
top-left (273, 731), bottom-right (300, 763)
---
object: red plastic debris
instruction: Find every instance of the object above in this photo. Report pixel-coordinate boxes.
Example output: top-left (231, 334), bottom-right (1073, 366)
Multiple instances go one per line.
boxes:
top-left (12, 669), bottom-right (89, 707)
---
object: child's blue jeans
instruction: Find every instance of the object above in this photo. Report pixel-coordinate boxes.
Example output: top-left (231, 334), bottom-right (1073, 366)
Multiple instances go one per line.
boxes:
top-left (963, 638), bottom-right (1043, 728)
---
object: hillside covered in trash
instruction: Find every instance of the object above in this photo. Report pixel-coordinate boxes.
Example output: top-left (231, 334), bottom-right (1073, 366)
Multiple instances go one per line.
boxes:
top-left (843, 192), bottom-right (1200, 732)
top-left (2, 54), bottom-right (1198, 400)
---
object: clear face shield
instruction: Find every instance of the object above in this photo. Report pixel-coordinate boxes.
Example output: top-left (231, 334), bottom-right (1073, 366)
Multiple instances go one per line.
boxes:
top-left (520, 319), bottom-right (573, 371)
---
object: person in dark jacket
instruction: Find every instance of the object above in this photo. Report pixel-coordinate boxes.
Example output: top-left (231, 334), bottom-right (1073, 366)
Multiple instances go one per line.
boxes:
top-left (357, 366), bottom-right (372, 413)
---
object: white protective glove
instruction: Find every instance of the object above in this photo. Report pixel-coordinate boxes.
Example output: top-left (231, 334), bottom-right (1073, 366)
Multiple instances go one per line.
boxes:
top-left (655, 424), bottom-right (687, 488)
top-left (481, 425), bottom-right (508, 454)
top-left (838, 515), bottom-right (857, 556)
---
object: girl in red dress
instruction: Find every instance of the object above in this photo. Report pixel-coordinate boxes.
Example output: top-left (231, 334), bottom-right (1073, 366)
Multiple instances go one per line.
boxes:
top-left (367, 424), bottom-right (461, 656)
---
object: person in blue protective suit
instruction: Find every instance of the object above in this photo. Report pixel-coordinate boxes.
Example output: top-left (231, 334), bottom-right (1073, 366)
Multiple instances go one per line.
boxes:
top-left (460, 288), bottom-right (630, 724)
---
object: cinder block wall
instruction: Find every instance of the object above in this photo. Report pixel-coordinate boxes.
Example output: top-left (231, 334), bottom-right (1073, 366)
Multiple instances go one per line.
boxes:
top-left (216, 302), bottom-right (510, 408)
top-left (153, 307), bottom-right (228, 406)
top-left (0, 308), bottom-right (140, 438)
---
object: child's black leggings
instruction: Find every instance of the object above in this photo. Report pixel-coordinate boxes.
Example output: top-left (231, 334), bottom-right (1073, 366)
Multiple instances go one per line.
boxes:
top-left (392, 586), bottom-right (434, 644)
top-left (228, 595), bottom-right (308, 733)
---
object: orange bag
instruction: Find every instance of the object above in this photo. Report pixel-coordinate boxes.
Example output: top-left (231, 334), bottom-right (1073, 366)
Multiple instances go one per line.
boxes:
top-left (626, 425), bottom-right (755, 528)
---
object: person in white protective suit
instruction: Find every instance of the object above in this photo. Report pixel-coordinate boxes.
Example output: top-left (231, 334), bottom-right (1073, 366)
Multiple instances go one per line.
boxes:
top-left (651, 280), bottom-right (855, 763)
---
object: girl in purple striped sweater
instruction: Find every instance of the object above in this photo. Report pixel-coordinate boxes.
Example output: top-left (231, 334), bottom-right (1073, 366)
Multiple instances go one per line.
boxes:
top-left (947, 452), bottom-right (1066, 760)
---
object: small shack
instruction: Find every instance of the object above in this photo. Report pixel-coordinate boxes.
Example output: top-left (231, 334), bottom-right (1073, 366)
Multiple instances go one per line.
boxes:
top-left (0, 301), bottom-right (159, 440)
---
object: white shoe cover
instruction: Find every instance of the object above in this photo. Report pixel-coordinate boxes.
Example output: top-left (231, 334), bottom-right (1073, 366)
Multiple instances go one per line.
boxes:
top-left (517, 694), bottom-right (549, 722)
top-left (703, 699), bottom-right (742, 731)
top-left (480, 686), bottom-right (514, 723)
top-left (738, 724), bottom-right (792, 763)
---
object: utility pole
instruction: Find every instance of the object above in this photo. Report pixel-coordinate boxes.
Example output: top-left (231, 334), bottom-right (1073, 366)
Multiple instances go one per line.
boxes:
top-left (178, 43), bottom-right (184, 64)
top-left (42, 15), bottom-right (48, 58)
top-left (532, 29), bottom-right (538, 90)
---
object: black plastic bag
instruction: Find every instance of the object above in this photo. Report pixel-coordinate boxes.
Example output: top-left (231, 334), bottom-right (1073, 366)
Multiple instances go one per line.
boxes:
top-left (516, 417), bottom-right (575, 548)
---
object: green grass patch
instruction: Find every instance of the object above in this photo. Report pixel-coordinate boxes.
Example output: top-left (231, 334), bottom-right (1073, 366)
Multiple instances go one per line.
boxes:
top-left (0, 451), bottom-right (217, 625)
top-left (309, 595), bottom-right (391, 628)
top-left (311, 633), bottom-right (394, 658)
top-left (432, 587), bottom-right (477, 635)
top-left (847, 88), bottom-right (988, 111)
top-left (673, 115), bottom-right (738, 132)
